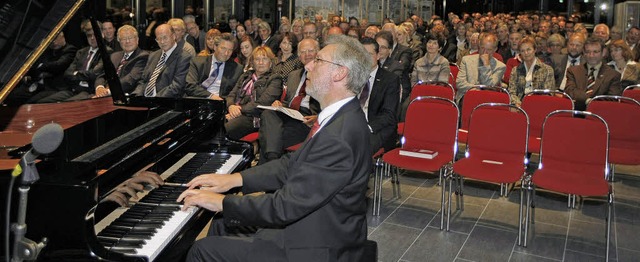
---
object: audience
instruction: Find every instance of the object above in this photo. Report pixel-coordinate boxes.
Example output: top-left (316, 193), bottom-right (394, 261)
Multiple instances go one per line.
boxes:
top-left (225, 46), bottom-right (282, 140)
top-left (185, 33), bottom-right (243, 99)
top-left (95, 25), bottom-right (149, 96)
top-left (565, 37), bottom-right (622, 110)
top-left (133, 24), bottom-right (191, 97)
top-left (507, 37), bottom-right (556, 106)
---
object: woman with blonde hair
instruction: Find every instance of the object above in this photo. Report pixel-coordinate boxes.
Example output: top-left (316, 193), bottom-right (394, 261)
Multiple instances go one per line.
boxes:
top-left (225, 46), bottom-right (283, 140)
top-left (198, 29), bottom-right (221, 56)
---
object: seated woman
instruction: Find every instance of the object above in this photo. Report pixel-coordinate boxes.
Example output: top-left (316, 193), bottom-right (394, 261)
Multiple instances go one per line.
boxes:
top-left (607, 39), bottom-right (639, 87)
top-left (225, 46), bottom-right (282, 140)
top-left (507, 37), bottom-right (556, 106)
top-left (198, 29), bottom-right (221, 56)
top-left (411, 34), bottom-right (451, 86)
top-left (234, 35), bottom-right (256, 72)
top-left (272, 32), bottom-right (303, 83)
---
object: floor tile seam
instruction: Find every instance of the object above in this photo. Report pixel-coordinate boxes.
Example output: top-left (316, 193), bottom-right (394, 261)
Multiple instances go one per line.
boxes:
top-left (511, 251), bottom-right (563, 261)
top-left (454, 190), bottom-right (498, 261)
top-left (371, 178), bottom-right (429, 235)
top-left (563, 247), bottom-right (607, 259)
top-left (396, 198), bottom-right (446, 262)
top-left (383, 221), bottom-right (427, 231)
top-left (561, 208), bottom-right (572, 261)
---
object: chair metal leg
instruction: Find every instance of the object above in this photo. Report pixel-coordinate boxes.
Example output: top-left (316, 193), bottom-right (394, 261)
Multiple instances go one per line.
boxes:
top-left (447, 172), bottom-right (453, 231)
top-left (372, 159), bottom-right (380, 216)
top-left (606, 192), bottom-right (613, 262)
top-left (608, 163), bottom-right (615, 182)
top-left (518, 184), bottom-right (524, 246)
top-left (524, 186), bottom-right (532, 247)
top-left (458, 176), bottom-right (465, 211)
top-left (440, 167), bottom-right (446, 230)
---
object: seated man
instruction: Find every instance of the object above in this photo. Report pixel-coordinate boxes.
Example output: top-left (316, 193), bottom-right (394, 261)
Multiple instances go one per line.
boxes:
top-left (133, 24), bottom-right (191, 98)
top-left (565, 37), bottom-right (622, 110)
top-left (184, 33), bottom-right (243, 99)
top-left (456, 33), bottom-right (506, 102)
top-left (177, 34), bottom-right (373, 261)
top-left (94, 25), bottom-right (149, 96)
top-left (360, 37), bottom-right (400, 152)
top-left (37, 20), bottom-right (111, 103)
top-left (5, 32), bottom-right (76, 105)
top-left (257, 38), bottom-right (321, 164)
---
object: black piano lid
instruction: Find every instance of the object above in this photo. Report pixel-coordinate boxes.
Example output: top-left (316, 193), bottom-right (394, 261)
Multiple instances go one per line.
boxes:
top-left (0, 0), bottom-right (86, 103)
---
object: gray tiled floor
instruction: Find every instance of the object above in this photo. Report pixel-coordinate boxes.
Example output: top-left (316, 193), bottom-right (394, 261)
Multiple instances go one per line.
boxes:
top-left (367, 165), bottom-right (640, 262)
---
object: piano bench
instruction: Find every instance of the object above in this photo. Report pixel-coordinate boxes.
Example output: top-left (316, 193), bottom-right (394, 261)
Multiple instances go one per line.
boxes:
top-left (360, 240), bottom-right (378, 262)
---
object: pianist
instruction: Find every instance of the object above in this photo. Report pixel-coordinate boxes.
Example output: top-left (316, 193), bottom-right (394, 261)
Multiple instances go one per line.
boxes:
top-left (178, 35), bottom-right (373, 261)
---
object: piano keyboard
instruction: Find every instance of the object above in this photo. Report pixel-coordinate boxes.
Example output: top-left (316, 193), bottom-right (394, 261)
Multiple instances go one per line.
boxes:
top-left (94, 152), bottom-right (243, 261)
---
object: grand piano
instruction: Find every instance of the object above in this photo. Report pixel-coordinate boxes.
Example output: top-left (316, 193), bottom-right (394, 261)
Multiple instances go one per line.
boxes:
top-left (0, 1), bottom-right (253, 261)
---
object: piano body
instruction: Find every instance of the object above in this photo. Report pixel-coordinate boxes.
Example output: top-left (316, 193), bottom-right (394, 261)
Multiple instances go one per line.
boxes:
top-left (0, 1), bottom-right (253, 261)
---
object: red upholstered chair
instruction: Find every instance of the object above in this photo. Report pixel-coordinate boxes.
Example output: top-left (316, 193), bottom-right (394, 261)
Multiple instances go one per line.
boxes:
top-left (587, 95), bottom-right (640, 181)
top-left (520, 90), bottom-right (573, 155)
top-left (449, 63), bottom-right (459, 91)
top-left (449, 103), bottom-right (529, 231)
top-left (376, 97), bottom-right (459, 222)
top-left (622, 84), bottom-right (640, 102)
top-left (458, 86), bottom-right (510, 146)
top-left (397, 81), bottom-right (455, 135)
top-left (520, 110), bottom-right (611, 261)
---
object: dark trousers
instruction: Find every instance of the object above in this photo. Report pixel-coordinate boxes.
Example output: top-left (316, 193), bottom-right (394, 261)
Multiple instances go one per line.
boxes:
top-left (225, 115), bottom-right (258, 140)
top-left (258, 110), bottom-right (311, 164)
top-left (186, 218), bottom-right (286, 262)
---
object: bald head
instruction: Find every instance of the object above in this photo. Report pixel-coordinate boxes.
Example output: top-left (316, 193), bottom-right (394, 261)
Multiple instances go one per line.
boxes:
top-left (327, 26), bottom-right (344, 36)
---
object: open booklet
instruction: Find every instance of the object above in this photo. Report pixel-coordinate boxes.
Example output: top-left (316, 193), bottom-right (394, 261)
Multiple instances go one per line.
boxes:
top-left (257, 105), bottom-right (305, 121)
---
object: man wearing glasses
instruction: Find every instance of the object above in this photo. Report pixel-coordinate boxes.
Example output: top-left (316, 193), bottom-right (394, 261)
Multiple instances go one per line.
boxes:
top-left (133, 24), bottom-right (191, 98)
top-left (179, 35), bottom-right (374, 261)
top-left (94, 25), bottom-right (149, 97)
top-left (257, 39), bottom-right (322, 164)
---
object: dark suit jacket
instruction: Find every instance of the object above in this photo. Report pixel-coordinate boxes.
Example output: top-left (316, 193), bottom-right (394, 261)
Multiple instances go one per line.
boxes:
top-left (440, 40), bottom-right (458, 63)
top-left (224, 98), bottom-right (371, 261)
top-left (95, 48), bottom-right (149, 93)
top-left (184, 55), bottom-right (243, 98)
top-left (565, 63), bottom-right (622, 105)
top-left (262, 35), bottom-right (281, 55)
top-left (384, 44), bottom-right (412, 102)
top-left (550, 54), bottom-right (586, 89)
top-left (367, 68), bottom-right (400, 151)
top-left (30, 43), bottom-right (77, 91)
top-left (283, 69), bottom-right (320, 115)
top-left (64, 46), bottom-right (112, 93)
top-left (133, 46), bottom-right (191, 98)
top-left (226, 69), bottom-right (283, 117)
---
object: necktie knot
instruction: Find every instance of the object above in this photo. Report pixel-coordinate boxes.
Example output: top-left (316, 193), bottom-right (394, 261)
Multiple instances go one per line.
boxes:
top-left (571, 59), bottom-right (577, 66)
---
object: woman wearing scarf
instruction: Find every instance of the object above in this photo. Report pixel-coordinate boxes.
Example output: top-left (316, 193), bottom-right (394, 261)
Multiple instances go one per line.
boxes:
top-left (225, 46), bottom-right (282, 140)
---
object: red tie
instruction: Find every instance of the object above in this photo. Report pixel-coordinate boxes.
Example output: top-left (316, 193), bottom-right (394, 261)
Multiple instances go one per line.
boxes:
top-left (289, 79), bottom-right (307, 110)
top-left (306, 121), bottom-right (320, 141)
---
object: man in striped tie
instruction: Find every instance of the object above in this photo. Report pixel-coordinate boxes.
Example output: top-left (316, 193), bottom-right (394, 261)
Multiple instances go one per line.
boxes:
top-left (133, 24), bottom-right (191, 98)
top-left (184, 33), bottom-right (243, 99)
top-left (94, 25), bottom-right (149, 97)
top-left (565, 37), bottom-right (622, 110)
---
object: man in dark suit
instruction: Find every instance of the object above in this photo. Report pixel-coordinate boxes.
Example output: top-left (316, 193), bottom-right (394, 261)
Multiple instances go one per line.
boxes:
top-left (185, 15), bottom-right (206, 53)
top-left (102, 20), bottom-right (122, 52)
top-left (94, 25), bottom-right (149, 96)
top-left (257, 39), bottom-right (321, 164)
top-left (179, 35), bottom-right (373, 261)
top-left (360, 37), bottom-right (400, 152)
top-left (36, 20), bottom-right (111, 103)
top-left (133, 24), bottom-right (191, 98)
top-left (184, 33), bottom-right (243, 99)
top-left (6, 32), bottom-right (76, 105)
top-left (257, 21), bottom-right (280, 54)
top-left (551, 33), bottom-right (586, 90)
top-left (565, 37), bottom-right (622, 110)
top-left (375, 30), bottom-right (411, 103)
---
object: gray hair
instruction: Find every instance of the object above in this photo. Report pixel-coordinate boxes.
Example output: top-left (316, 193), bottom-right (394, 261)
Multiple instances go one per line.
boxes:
top-left (324, 35), bottom-right (372, 95)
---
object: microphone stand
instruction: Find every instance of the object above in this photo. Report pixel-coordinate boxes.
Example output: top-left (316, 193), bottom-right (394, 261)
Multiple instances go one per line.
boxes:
top-left (10, 156), bottom-right (47, 262)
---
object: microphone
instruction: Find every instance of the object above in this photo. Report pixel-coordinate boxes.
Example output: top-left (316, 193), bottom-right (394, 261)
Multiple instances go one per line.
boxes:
top-left (14, 123), bottom-right (64, 184)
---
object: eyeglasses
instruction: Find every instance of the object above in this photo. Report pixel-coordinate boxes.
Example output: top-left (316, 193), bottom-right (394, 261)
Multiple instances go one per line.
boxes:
top-left (155, 36), bottom-right (172, 43)
top-left (299, 49), bottom-right (317, 55)
top-left (314, 57), bottom-right (343, 67)
top-left (119, 36), bottom-right (137, 42)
